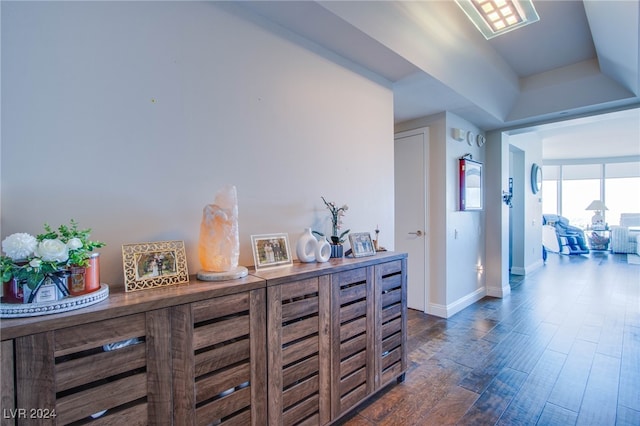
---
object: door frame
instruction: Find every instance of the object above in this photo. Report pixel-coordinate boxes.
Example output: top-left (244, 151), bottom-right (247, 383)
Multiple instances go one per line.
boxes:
top-left (394, 127), bottom-right (430, 313)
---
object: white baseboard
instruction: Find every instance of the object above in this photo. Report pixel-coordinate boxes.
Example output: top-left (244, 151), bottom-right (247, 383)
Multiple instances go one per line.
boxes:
top-left (510, 266), bottom-right (526, 275)
top-left (510, 259), bottom-right (544, 276)
top-left (428, 287), bottom-right (486, 318)
top-left (487, 282), bottom-right (511, 298)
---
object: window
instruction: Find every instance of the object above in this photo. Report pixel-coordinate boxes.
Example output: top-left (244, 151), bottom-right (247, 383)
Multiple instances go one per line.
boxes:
top-left (542, 165), bottom-right (559, 215)
top-left (561, 165), bottom-right (601, 229)
top-left (605, 177), bottom-right (640, 225)
top-left (541, 161), bottom-right (640, 228)
top-left (562, 179), bottom-right (600, 229)
top-left (542, 180), bottom-right (557, 214)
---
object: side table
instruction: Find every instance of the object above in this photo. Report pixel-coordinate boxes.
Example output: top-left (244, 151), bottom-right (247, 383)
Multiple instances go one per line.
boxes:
top-left (587, 229), bottom-right (610, 251)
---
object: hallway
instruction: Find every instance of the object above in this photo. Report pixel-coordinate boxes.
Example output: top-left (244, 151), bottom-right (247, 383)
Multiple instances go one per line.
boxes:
top-left (342, 252), bottom-right (640, 425)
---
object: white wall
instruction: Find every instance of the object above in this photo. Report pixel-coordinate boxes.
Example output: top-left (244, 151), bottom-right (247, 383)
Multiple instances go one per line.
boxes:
top-left (508, 132), bottom-right (544, 273)
top-left (1, 2), bottom-right (395, 286)
top-left (485, 128), bottom-right (511, 298)
top-left (509, 147), bottom-right (526, 273)
top-left (396, 112), bottom-right (485, 317)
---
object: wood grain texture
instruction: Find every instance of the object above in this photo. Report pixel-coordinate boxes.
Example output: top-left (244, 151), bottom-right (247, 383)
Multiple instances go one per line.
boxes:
top-left (343, 253), bottom-right (639, 426)
top-left (251, 252), bottom-right (407, 287)
top-left (146, 308), bottom-right (173, 424)
top-left (249, 288), bottom-right (268, 426)
top-left (267, 284), bottom-right (284, 426)
top-left (374, 259), bottom-right (407, 391)
top-left (88, 403), bottom-right (148, 426)
top-left (1, 340), bottom-right (15, 426)
top-left (0, 274), bottom-right (266, 341)
top-left (53, 313), bottom-right (145, 356)
top-left (192, 291), bottom-right (249, 323)
top-left (331, 266), bottom-right (376, 418)
top-left (55, 341), bottom-right (146, 391)
top-left (2, 253), bottom-right (408, 426)
top-left (171, 288), bottom-right (265, 426)
top-left (318, 274), bottom-right (332, 426)
top-left (170, 303), bottom-right (195, 426)
top-left (15, 332), bottom-right (55, 426)
top-left (56, 373), bottom-right (147, 424)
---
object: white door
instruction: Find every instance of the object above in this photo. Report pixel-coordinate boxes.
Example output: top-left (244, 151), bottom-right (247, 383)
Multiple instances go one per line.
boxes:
top-left (394, 128), bottom-right (429, 312)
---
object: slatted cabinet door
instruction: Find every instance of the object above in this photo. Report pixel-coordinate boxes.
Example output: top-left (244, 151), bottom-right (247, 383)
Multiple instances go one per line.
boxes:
top-left (171, 289), bottom-right (267, 426)
top-left (1, 340), bottom-right (15, 426)
top-left (12, 310), bottom-right (172, 425)
top-left (374, 259), bottom-right (407, 388)
top-left (330, 267), bottom-right (375, 419)
top-left (267, 277), bottom-right (331, 426)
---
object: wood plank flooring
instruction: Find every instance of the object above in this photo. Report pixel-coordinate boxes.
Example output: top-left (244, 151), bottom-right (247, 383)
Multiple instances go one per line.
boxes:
top-left (341, 252), bottom-right (640, 425)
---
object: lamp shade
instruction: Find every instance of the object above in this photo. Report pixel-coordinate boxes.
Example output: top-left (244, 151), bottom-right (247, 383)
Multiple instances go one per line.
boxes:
top-left (586, 200), bottom-right (608, 211)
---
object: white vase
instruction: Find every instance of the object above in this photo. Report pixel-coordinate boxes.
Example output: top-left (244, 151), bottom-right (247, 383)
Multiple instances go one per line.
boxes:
top-left (315, 236), bottom-right (331, 263)
top-left (296, 228), bottom-right (317, 263)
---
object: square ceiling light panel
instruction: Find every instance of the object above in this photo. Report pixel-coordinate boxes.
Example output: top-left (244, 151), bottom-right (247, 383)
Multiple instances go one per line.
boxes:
top-left (456, 0), bottom-right (540, 39)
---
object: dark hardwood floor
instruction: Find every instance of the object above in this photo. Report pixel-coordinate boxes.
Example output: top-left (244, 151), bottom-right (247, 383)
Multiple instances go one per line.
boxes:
top-left (343, 252), bottom-right (640, 425)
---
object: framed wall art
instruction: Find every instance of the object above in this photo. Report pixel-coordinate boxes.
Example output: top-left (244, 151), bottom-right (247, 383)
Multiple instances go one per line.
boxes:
top-left (122, 240), bottom-right (189, 292)
top-left (251, 233), bottom-right (293, 270)
top-left (459, 158), bottom-right (483, 211)
top-left (349, 232), bottom-right (376, 258)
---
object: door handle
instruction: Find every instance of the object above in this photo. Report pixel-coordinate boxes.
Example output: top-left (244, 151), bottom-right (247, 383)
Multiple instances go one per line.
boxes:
top-left (408, 230), bottom-right (423, 236)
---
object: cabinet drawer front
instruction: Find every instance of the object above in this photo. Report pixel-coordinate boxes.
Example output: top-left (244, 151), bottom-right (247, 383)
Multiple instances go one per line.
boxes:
top-left (268, 276), bottom-right (331, 426)
top-left (192, 292), bottom-right (250, 323)
top-left (332, 266), bottom-right (375, 417)
top-left (175, 288), bottom-right (266, 426)
top-left (375, 260), bottom-right (407, 389)
top-left (13, 310), bottom-right (171, 425)
top-left (54, 313), bottom-right (145, 356)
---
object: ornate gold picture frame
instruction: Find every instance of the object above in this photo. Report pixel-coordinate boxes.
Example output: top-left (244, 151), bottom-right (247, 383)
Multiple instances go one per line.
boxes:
top-left (122, 240), bottom-right (189, 292)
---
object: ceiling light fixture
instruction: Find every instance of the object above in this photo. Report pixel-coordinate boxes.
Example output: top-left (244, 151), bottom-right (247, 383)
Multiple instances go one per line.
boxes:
top-left (455, 0), bottom-right (540, 39)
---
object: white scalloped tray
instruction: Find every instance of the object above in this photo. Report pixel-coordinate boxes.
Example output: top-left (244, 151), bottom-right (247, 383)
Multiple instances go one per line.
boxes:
top-left (1, 284), bottom-right (109, 318)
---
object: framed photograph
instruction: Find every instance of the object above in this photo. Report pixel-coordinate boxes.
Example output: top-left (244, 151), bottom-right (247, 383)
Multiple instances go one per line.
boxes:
top-left (122, 240), bottom-right (189, 292)
top-left (459, 158), bottom-right (483, 211)
top-left (251, 233), bottom-right (293, 270)
top-left (349, 232), bottom-right (376, 258)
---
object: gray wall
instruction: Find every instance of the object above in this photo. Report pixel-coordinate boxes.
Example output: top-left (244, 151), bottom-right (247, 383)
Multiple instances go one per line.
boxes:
top-left (1, 2), bottom-right (395, 286)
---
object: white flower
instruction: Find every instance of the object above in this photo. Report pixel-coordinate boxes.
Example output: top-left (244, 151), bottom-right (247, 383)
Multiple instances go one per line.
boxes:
top-left (29, 258), bottom-right (42, 268)
top-left (35, 239), bottom-right (69, 263)
top-left (67, 237), bottom-right (83, 250)
top-left (2, 233), bottom-right (37, 260)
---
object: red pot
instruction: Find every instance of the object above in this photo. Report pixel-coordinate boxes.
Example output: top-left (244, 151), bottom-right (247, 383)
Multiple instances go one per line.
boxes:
top-left (2, 277), bottom-right (25, 304)
top-left (67, 253), bottom-right (101, 296)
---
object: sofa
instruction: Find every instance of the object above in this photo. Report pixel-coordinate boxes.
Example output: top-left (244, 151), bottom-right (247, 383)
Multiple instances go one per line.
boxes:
top-left (610, 213), bottom-right (640, 254)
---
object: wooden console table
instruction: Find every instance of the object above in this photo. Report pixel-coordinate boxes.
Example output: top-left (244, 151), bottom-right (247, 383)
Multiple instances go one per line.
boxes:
top-left (0, 252), bottom-right (407, 425)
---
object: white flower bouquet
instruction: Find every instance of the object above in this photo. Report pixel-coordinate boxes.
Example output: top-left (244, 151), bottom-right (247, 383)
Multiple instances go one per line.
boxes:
top-left (1, 220), bottom-right (105, 302)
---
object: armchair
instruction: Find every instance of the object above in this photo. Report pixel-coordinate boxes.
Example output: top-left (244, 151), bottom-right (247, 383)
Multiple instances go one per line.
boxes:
top-left (542, 214), bottom-right (589, 256)
top-left (610, 213), bottom-right (640, 254)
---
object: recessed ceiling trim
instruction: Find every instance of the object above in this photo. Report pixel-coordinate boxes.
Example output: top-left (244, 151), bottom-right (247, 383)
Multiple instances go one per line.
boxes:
top-left (455, 0), bottom-right (540, 39)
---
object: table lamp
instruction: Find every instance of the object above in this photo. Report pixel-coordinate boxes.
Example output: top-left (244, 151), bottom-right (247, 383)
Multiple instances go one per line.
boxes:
top-left (585, 200), bottom-right (608, 229)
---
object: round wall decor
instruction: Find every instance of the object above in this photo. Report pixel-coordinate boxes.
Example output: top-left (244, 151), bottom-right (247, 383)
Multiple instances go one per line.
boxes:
top-left (466, 131), bottom-right (475, 146)
top-left (531, 163), bottom-right (542, 194)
